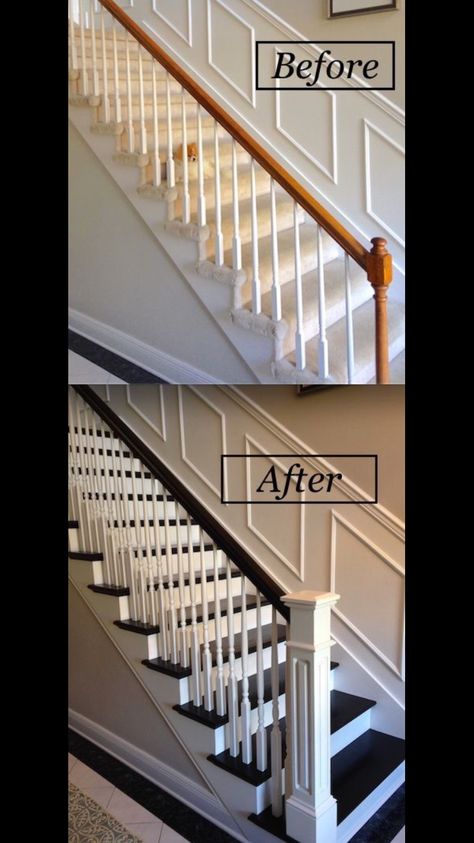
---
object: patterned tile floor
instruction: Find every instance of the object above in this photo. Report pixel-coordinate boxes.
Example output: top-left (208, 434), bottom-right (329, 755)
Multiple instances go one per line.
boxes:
top-left (69, 729), bottom-right (404, 842)
top-left (69, 753), bottom-right (186, 843)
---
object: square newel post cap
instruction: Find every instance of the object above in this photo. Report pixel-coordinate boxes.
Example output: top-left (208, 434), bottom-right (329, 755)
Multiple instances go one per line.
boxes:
top-left (282, 590), bottom-right (340, 609)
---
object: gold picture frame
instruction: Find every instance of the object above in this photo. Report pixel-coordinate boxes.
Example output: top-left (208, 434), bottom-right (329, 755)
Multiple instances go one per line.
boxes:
top-left (328, 0), bottom-right (398, 18)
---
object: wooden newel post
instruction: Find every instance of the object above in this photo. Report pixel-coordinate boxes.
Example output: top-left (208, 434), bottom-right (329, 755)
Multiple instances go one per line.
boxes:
top-left (366, 237), bottom-right (393, 384)
top-left (282, 591), bottom-right (340, 843)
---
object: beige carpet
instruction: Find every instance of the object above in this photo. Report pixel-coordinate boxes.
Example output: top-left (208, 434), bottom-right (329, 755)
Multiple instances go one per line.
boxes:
top-left (68, 782), bottom-right (143, 843)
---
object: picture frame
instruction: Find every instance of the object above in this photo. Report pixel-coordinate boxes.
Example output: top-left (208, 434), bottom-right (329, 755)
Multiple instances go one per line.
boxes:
top-left (328, 1), bottom-right (398, 19)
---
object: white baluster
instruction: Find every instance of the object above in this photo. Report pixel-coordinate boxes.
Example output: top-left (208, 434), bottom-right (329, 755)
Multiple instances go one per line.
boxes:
top-left (151, 480), bottom-right (169, 659)
top-left (119, 441), bottom-right (139, 621)
top-left (74, 396), bottom-right (92, 551)
top-left (99, 6), bottom-right (111, 123)
top-left (130, 457), bottom-right (147, 623)
top-left (294, 201), bottom-right (306, 371)
top-left (200, 528), bottom-right (213, 711)
top-left (82, 403), bottom-right (101, 552)
top-left (231, 139), bottom-right (242, 271)
top-left (250, 158), bottom-right (261, 315)
top-left (69, 0), bottom-right (78, 72)
top-left (241, 576), bottom-right (252, 764)
top-left (68, 393), bottom-right (79, 522)
top-left (213, 120), bottom-right (224, 266)
top-left (256, 592), bottom-right (267, 772)
top-left (175, 504), bottom-right (189, 667)
top-left (166, 72), bottom-right (175, 188)
top-left (110, 429), bottom-right (127, 587)
top-left (226, 558), bottom-right (238, 756)
top-left (125, 31), bottom-right (135, 153)
top-left (187, 512), bottom-right (201, 704)
top-left (213, 544), bottom-right (226, 716)
top-left (137, 45), bottom-right (147, 155)
top-left (317, 224), bottom-right (329, 380)
top-left (151, 60), bottom-right (161, 187)
top-left (140, 465), bottom-right (157, 626)
top-left (180, 87), bottom-right (191, 224)
top-left (111, 21), bottom-right (122, 124)
top-left (270, 179), bottom-right (282, 321)
top-left (196, 104), bottom-right (206, 226)
top-left (271, 606), bottom-right (283, 817)
top-left (344, 253), bottom-right (355, 384)
top-left (163, 490), bottom-right (179, 662)
top-left (89, 0), bottom-right (99, 98)
top-left (78, 0), bottom-right (89, 96)
top-left (91, 413), bottom-right (113, 585)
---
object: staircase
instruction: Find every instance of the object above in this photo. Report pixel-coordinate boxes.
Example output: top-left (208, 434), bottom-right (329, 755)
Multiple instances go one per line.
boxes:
top-left (68, 1), bottom-right (405, 385)
top-left (68, 386), bottom-right (405, 842)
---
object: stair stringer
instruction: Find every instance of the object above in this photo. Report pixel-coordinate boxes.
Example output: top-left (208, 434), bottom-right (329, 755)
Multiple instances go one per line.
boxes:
top-left (69, 105), bottom-right (282, 385)
top-left (69, 566), bottom-right (284, 843)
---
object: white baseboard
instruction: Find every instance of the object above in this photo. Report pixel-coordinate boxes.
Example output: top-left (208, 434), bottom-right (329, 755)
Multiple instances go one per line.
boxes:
top-left (69, 308), bottom-right (223, 384)
top-left (68, 708), bottom-right (248, 842)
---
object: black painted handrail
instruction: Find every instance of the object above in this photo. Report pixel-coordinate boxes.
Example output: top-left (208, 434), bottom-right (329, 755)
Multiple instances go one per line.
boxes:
top-left (72, 386), bottom-right (290, 621)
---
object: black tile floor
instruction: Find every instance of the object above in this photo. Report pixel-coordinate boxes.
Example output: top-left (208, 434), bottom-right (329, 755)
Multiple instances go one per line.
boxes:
top-left (68, 330), bottom-right (166, 383)
top-left (68, 729), bottom-right (404, 842)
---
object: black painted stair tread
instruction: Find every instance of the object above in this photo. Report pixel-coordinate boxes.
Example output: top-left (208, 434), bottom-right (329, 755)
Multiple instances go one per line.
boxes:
top-left (69, 550), bottom-right (103, 561)
top-left (112, 517), bottom-right (195, 528)
top-left (249, 730), bottom-right (405, 838)
top-left (147, 569), bottom-right (240, 591)
top-left (132, 542), bottom-right (214, 558)
top-left (89, 584), bottom-right (130, 597)
top-left (115, 596), bottom-right (271, 640)
top-left (207, 689), bottom-right (374, 782)
top-left (142, 656), bottom-right (192, 678)
top-left (72, 445), bottom-right (131, 458)
top-left (68, 520), bottom-right (79, 529)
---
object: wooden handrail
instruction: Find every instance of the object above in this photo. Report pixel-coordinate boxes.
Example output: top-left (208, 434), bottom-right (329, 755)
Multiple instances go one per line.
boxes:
top-left (73, 386), bottom-right (291, 621)
top-left (98, 0), bottom-right (369, 269)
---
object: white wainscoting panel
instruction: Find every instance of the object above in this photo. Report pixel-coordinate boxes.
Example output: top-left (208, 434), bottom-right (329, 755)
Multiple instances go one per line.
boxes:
top-left (330, 510), bottom-right (405, 679)
top-left (207, 0), bottom-right (256, 107)
top-left (126, 385), bottom-right (167, 442)
top-left (150, 0), bottom-right (193, 47)
top-left (178, 386), bottom-right (228, 499)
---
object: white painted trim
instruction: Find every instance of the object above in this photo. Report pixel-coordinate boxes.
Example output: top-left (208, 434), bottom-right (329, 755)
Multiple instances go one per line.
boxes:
top-left (177, 386), bottom-right (228, 499)
top-left (239, 0), bottom-right (405, 125)
top-left (275, 56), bottom-right (337, 184)
top-left (363, 119), bottom-right (405, 246)
top-left (126, 385), bottom-right (167, 441)
top-left (68, 709), bottom-right (248, 842)
top-left (244, 434), bottom-right (305, 580)
top-left (149, 0), bottom-right (192, 48)
top-left (207, 0), bottom-right (256, 108)
top-left (220, 386), bottom-right (405, 540)
top-left (330, 511), bottom-right (405, 679)
top-left (331, 628), bottom-right (405, 710)
top-left (69, 308), bottom-right (224, 384)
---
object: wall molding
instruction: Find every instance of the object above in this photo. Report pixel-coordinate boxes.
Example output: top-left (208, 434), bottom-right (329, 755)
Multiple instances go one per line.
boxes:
top-left (126, 385), bottom-right (167, 442)
top-left (275, 66), bottom-right (337, 184)
top-left (330, 511), bottom-right (405, 680)
top-left (363, 119), bottom-right (405, 247)
top-left (221, 386), bottom-right (405, 540)
top-left (178, 386), bottom-right (228, 499)
top-left (244, 434), bottom-right (305, 580)
top-left (207, 0), bottom-right (256, 107)
top-left (239, 0), bottom-right (405, 126)
top-left (69, 309), bottom-right (223, 384)
top-left (150, 0), bottom-right (192, 48)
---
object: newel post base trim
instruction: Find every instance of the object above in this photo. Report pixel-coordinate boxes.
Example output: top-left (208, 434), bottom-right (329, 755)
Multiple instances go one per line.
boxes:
top-left (282, 590), bottom-right (340, 843)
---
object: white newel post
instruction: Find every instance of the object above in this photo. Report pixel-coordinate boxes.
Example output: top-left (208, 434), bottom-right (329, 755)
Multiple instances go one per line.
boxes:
top-left (282, 591), bottom-right (340, 843)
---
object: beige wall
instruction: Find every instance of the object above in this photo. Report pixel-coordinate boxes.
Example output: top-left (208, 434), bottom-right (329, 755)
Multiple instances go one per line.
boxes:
top-left (262, 0), bottom-right (404, 108)
top-left (237, 385), bottom-right (404, 520)
top-left (69, 582), bottom-right (208, 786)
top-left (69, 123), bottom-right (255, 383)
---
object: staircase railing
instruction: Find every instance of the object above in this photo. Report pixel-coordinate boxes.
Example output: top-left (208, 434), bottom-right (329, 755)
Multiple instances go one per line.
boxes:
top-left (69, 385), bottom-right (341, 840)
top-left (68, 0), bottom-right (395, 384)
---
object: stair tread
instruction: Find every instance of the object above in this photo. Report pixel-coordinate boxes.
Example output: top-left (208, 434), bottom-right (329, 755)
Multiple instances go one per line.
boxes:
top-left (116, 595), bottom-right (274, 637)
top-left (249, 730), bottom-right (404, 836)
top-left (207, 690), bottom-right (376, 781)
top-left (285, 298), bottom-right (405, 384)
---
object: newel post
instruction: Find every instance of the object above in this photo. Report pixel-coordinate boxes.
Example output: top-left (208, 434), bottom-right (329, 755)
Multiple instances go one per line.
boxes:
top-left (366, 237), bottom-right (393, 384)
top-left (282, 590), bottom-right (340, 843)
